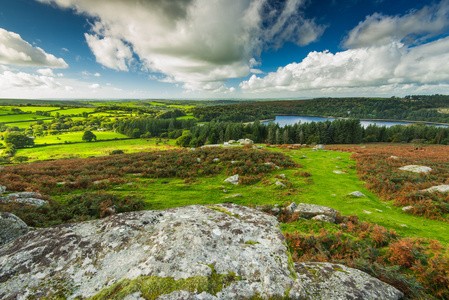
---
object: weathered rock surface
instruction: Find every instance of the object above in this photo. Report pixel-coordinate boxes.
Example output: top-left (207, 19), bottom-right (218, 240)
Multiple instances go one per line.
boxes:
top-left (311, 214), bottom-right (334, 223)
top-left (0, 213), bottom-right (29, 246)
top-left (399, 165), bottom-right (432, 174)
top-left (315, 144), bottom-right (325, 150)
top-left (333, 170), bottom-right (347, 174)
top-left (402, 206), bottom-right (414, 212)
top-left (0, 204), bottom-right (295, 299)
top-left (290, 262), bottom-right (403, 299)
top-left (421, 185), bottom-right (449, 193)
top-left (224, 174), bottom-right (239, 185)
top-left (293, 203), bottom-right (337, 223)
top-left (0, 192), bottom-right (48, 207)
top-left (275, 181), bottom-right (286, 187)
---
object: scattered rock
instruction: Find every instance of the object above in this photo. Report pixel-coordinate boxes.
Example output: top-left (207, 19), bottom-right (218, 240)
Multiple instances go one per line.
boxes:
top-left (315, 144), bottom-right (325, 150)
top-left (57, 182), bottom-right (66, 185)
top-left (223, 189), bottom-right (228, 193)
top-left (349, 191), bottom-right (366, 197)
top-left (400, 224), bottom-right (408, 227)
top-left (237, 138), bottom-right (253, 145)
top-left (389, 156), bottom-right (400, 160)
top-left (286, 202), bottom-right (298, 214)
top-left (225, 194), bottom-right (242, 199)
top-left (399, 165), bottom-right (432, 174)
top-left (363, 210), bottom-right (372, 214)
top-left (0, 192), bottom-right (48, 207)
top-left (228, 140), bottom-right (236, 144)
top-left (0, 204), bottom-right (296, 299)
top-left (190, 148), bottom-right (196, 151)
top-left (197, 158), bottom-right (201, 163)
top-left (224, 174), bottom-right (239, 185)
top-left (271, 208), bottom-right (280, 213)
top-left (293, 203), bottom-right (337, 223)
top-left (402, 206), bottom-right (414, 212)
top-left (0, 186), bottom-right (6, 194)
top-left (376, 209), bottom-right (383, 213)
top-left (132, 173), bottom-right (143, 176)
top-left (275, 181), bottom-right (286, 187)
top-left (278, 174), bottom-right (286, 179)
top-left (421, 185), bottom-right (449, 193)
top-left (300, 155), bottom-right (308, 159)
top-left (290, 262), bottom-right (403, 300)
top-left (0, 212), bottom-right (28, 246)
top-left (333, 170), bottom-right (347, 174)
top-left (265, 162), bottom-right (280, 169)
top-left (312, 215), bottom-right (334, 223)
top-left (213, 158), bottom-right (220, 162)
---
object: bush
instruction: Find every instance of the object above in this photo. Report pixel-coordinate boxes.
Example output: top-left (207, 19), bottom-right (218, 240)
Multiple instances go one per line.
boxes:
top-left (110, 149), bottom-right (125, 155)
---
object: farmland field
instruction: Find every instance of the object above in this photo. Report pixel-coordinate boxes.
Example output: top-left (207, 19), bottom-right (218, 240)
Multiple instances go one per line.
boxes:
top-left (32, 131), bottom-right (129, 145)
top-left (50, 107), bottom-right (95, 116)
top-left (0, 114), bottom-right (51, 122)
top-left (15, 138), bottom-right (176, 161)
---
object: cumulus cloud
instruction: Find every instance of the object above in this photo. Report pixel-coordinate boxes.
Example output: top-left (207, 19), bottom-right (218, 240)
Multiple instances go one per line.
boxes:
top-left (89, 83), bottom-right (100, 89)
top-left (0, 70), bottom-right (64, 90)
top-left (0, 28), bottom-right (68, 68)
top-left (36, 0), bottom-right (324, 91)
top-left (344, 0), bottom-right (449, 48)
top-left (240, 37), bottom-right (449, 94)
top-left (37, 68), bottom-right (56, 77)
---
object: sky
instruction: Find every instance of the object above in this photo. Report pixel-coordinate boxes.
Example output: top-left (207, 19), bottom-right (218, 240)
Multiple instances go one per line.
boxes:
top-left (1, 0), bottom-right (449, 100)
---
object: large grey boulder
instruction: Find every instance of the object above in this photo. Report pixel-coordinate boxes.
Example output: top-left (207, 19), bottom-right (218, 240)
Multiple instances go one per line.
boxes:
top-left (293, 203), bottom-right (338, 223)
top-left (0, 212), bottom-right (28, 246)
top-left (290, 262), bottom-right (404, 299)
top-left (0, 204), bottom-right (296, 299)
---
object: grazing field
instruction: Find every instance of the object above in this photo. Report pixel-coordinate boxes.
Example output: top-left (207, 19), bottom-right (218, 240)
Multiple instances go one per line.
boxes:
top-left (32, 131), bottom-right (129, 145)
top-left (50, 107), bottom-right (95, 116)
top-left (15, 138), bottom-right (176, 161)
top-left (4, 121), bottom-right (40, 129)
top-left (2, 106), bottom-right (59, 113)
top-left (0, 114), bottom-right (50, 123)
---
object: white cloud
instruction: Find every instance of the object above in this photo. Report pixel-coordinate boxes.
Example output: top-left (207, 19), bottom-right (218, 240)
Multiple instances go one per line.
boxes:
top-left (344, 0), bottom-right (449, 48)
top-left (94, 72), bottom-right (101, 77)
top-left (89, 83), bottom-right (100, 89)
top-left (37, 68), bottom-right (56, 77)
top-left (0, 70), bottom-right (64, 89)
top-left (37, 0), bottom-right (324, 91)
top-left (240, 37), bottom-right (449, 94)
top-left (0, 28), bottom-right (68, 68)
top-left (85, 34), bottom-right (133, 71)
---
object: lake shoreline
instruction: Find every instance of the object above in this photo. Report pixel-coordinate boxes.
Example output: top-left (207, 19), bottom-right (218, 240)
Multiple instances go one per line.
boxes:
top-left (270, 114), bottom-right (449, 126)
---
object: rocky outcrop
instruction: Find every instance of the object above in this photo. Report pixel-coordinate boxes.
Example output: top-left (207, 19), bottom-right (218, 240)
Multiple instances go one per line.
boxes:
top-left (0, 204), bottom-right (296, 299)
top-left (421, 185), bottom-right (449, 193)
top-left (399, 165), bottom-right (432, 174)
top-left (349, 191), bottom-right (366, 197)
top-left (290, 262), bottom-right (403, 299)
top-left (0, 192), bottom-right (48, 207)
top-left (0, 213), bottom-right (29, 246)
top-left (315, 144), bottom-right (325, 150)
top-left (292, 203), bottom-right (338, 223)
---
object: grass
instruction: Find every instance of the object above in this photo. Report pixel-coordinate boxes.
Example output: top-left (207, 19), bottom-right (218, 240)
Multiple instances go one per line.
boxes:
top-left (50, 108), bottom-right (95, 116)
top-left (178, 113), bottom-right (197, 120)
top-left (32, 131), bottom-right (129, 145)
top-left (4, 121), bottom-right (39, 129)
top-left (16, 138), bottom-right (176, 161)
top-left (0, 114), bottom-right (50, 123)
top-left (2, 106), bottom-right (59, 113)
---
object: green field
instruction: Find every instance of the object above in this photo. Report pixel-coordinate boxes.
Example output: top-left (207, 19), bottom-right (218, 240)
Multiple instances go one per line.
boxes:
top-left (4, 121), bottom-right (39, 129)
top-left (0, 114), bottom-right (51, 123)
top-left (16, 138), bottom-right (176, 161)
top-left (50, 107), bottom-right (95, 116)
top-left (177, 113), bottom-right (197, 120)
top-left (2, 106), bottom-right (59, 113)
top-left (32, 131), bottom-right (129, 145)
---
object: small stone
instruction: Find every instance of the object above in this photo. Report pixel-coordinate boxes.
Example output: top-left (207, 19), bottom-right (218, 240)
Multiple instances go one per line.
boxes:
top-left (402, 206), bottom-right (414, 212)
top-left (333, 170), bottom-right (346, 174)
top-left (399, 165), bottom-right (432, 174)
top-left (265, 162), bottom-right (280, 169)
top-left (363, 210), bottom-right (372, 214)
top-left (275, 181), bottom-right (286, 187)
top-left (315, 144), bottom-right (325, 150)
top-left (400, 224), bottom-right (408, 227)
top-left (376, 209), bottom-right (383, 213)
top-left (349, 191), bottom-right (366, 197)
top-left (197, 158), bottom-right (201, 163)
top-left (312, 214), bottom-right (334, 223)
top-left (278, 174), bottom-right (286, 179)
top-left (286, 202), bottom-right (297, 214)
top-left (421, 185), bottom-right (449, 193)
top-left (271, 208), bottom-right (280, 213)
top-left (223, 189), bottom-right (228, 193)
top-left (225, 194), bottom-right (242, 199)
top-left (213, 158), bottom-right (220, 162)
top-left (224, 175), bottom-right (239, 185)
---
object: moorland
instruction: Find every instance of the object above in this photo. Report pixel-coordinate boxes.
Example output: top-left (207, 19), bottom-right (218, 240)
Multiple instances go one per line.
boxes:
top-left (1, 96), bottom-right (449, 299)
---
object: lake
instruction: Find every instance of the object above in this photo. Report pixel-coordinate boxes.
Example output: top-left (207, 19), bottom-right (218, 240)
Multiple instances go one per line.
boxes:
top-left (263, 115), bottom-right (449, 128)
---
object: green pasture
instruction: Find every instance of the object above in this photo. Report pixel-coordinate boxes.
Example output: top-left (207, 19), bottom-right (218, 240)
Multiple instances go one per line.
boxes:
top-left (0, 114), bottom-right (50, 123)
top-left (4, 121), bottom-right (39, 129)
top-left (177, 113), bottom-right (197, 120)
top-left (32, 131), bottom-right (128, 145)
top-left (2, 106), bottom-right (59, 113)
top-left (16, 138), bottom-right (176, 161)
top-left (50, 107), bottom-right (95, 116)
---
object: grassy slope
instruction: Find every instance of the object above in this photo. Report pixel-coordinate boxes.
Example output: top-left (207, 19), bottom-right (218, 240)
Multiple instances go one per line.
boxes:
top-left (33, 131), bottom-right (129, 145)
top-left (16, 138), bottom-right (176, 161)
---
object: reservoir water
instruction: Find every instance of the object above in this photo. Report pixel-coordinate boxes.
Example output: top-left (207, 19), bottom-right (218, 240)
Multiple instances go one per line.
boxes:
top-left (264, 115), bottom-right (449, 128)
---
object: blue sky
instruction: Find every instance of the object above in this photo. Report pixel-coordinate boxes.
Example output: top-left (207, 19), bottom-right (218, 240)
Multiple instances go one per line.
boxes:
top-left (1, 0), bottom-right (449, 99)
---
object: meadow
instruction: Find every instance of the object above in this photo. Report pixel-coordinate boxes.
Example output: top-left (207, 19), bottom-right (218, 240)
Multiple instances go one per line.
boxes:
top-left (32, 131), bottom-right (129, 145)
